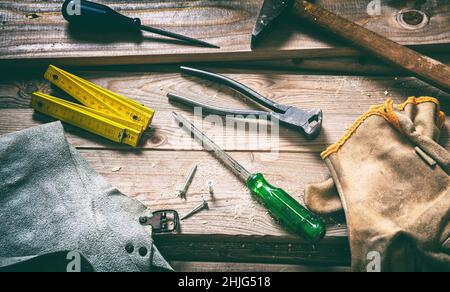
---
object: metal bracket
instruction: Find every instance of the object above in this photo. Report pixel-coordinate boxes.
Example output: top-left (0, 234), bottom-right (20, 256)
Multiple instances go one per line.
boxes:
top-left (139, 210), bottom-right (180, 234)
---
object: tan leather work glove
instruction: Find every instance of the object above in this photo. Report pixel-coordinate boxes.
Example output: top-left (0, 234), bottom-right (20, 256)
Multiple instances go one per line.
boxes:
top-left (305, 97), bottom-right (450, 272)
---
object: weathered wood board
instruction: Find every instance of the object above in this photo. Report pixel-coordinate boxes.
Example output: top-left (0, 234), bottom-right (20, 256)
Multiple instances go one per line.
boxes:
top-left (234, 54), bottom-right (450, 75)
top-left (1, 0), bottom-right (449, 66)
top-left (0, 67), bottom-right (449, 267)
top-left (1, 67), bottom-right (449, 150)
top-left (169, 261), bottom-right (351, 272)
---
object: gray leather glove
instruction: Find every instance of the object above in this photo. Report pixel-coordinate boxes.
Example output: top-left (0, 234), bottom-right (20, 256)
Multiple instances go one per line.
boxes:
top-left (0, 122), bottom-right (172, 272)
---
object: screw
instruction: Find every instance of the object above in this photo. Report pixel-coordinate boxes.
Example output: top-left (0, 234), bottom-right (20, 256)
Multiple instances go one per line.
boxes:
top-left (175, 165), bottom-right (197, 198)
top-left (207, 180), bottom-right (214, 195)
top-left (180, 198), bottom-right (209, 221)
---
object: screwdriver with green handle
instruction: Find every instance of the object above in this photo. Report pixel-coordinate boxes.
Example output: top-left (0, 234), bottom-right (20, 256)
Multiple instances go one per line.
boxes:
top-left (173, 112), bottom-right (326, 242)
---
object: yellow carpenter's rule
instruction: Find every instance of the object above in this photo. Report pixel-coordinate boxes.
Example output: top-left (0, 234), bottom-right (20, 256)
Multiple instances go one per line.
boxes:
top-left (31, 65), bottom-right (155, 147)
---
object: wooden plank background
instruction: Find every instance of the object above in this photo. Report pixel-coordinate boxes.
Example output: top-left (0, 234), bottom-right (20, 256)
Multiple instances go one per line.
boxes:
top-left (169, 261), bottom-right (350, 272)
top-left (1, 0), bottom-right (449, 272)
top-left (1, 0), bottom-right (449, 66)
top-left (0, 65), bottom-right (449, 269)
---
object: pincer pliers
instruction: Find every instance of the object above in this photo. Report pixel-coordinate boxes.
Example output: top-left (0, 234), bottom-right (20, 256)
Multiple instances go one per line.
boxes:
top-left (167, 66), bottom-right (323, 139)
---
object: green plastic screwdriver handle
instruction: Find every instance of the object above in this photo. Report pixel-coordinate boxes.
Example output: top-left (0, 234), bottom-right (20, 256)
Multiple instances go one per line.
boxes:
top-left (247, 173), bottom-right (326, 242)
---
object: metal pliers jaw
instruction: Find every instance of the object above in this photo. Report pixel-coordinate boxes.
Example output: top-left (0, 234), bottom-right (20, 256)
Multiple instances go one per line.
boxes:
top-left (167, 66), bottom-right (323, 139)
top-left (271, 107), bottom-right (323, 139)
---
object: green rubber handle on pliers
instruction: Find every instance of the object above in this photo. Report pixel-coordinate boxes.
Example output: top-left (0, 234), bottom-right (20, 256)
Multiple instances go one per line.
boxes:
top-left (247, 173), bottom-right (326, 242)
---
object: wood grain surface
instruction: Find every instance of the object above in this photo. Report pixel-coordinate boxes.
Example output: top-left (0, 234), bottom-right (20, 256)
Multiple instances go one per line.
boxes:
top-left (292, 1), bottom-right (450, 92)
top-left (169, 261), bottom-right (350, 272)
top-left (0, 66), bottom-right (449, 268)
top-left (1, 67), bottom-right (449, 150)
top-left (1, 0), bottom-right (449, 66)
top-left (235, 54), bottom-right (450, 75)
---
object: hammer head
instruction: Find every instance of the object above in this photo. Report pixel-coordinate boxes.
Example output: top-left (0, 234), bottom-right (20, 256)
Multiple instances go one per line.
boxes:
top-left (251, 0), bottom-right (295, 49)
top-left (252, 0), bottom-right (320, 48)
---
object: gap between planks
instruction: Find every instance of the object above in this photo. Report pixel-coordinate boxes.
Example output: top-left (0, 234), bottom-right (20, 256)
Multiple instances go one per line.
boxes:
top-left (169, 261), bottom-right (351, 272)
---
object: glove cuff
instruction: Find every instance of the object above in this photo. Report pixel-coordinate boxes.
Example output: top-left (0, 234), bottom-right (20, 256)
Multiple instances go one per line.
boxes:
top-left (321, 96), bottom-right (445, 159)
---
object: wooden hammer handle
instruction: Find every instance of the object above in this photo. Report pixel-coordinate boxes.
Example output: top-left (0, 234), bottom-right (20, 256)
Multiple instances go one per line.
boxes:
top-left (293, 1), bottom-right (450, 93)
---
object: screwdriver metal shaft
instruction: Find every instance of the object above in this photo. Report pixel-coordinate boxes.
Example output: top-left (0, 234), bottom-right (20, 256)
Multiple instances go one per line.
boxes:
top-left (62, 0), bottom-right (219, 49)
top-left (173, 112), bottom-right (251, 182)
top-left (140, 25), bottom-right (219, 49)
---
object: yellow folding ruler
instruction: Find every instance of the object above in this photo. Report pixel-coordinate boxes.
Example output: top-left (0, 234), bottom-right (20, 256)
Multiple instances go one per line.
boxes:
top-left (31, 65), bottom-right (155, 147)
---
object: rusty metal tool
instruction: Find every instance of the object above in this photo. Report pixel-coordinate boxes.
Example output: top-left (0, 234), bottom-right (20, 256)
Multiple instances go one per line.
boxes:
top-left (251, 0), bottom-right (450, 93)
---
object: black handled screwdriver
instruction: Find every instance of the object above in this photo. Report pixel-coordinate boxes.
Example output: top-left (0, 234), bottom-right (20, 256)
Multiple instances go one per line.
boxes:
top-left (62, 0), bottom-right (219, 48)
